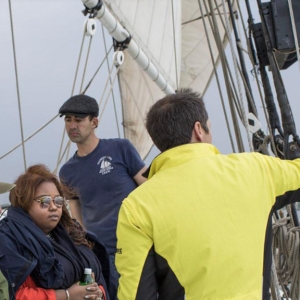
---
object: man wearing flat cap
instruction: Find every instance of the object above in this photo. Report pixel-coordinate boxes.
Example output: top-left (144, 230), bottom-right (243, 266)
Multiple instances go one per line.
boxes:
top-left (0, 182), bottom-right (15, 300)
top-left (58, 94), bottom-right (147, 298)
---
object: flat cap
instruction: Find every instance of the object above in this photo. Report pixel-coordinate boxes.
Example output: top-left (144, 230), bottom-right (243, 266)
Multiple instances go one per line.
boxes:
top-left (59, 94), bottom-right (99, 117)
top-left (0, 182), bottom-right (15, 194)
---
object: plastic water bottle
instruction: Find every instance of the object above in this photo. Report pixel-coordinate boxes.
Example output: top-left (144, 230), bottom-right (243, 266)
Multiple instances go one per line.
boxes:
top-left (79, 268), bottom-right (94, 285)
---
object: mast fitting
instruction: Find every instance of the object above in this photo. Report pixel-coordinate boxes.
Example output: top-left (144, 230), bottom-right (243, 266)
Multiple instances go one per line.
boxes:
top-left (113, 51), bottom-right (124, 67)
top-left (84, 18), bottom-right (97, 36)
top-left (81, 0), bottom-right (103, 17)
top-left (113, 35), bottom-right (132, 51)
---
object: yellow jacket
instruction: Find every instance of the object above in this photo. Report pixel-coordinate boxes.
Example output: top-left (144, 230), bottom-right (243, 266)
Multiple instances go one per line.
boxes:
top-left (116, 143), bottom-right (300, 299)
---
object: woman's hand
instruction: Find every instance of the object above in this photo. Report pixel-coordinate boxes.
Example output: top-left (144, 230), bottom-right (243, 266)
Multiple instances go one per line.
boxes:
top-left (68, 282), bottom-right (104, 300)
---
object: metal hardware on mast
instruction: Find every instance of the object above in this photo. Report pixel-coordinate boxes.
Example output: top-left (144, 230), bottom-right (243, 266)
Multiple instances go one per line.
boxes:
top-left (256, 0), bottom-right (300, 157)
top-left (256, 0), bottom-right (300, 229)
top-left (81, 0), bottom-right (175, 95)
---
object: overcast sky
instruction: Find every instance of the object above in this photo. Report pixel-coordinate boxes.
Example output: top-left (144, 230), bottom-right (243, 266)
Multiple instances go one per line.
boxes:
top-left (1, 0), bottom-right (300, 205)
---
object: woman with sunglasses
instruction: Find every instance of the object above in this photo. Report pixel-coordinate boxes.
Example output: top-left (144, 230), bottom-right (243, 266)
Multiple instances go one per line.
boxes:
top-left (0, 164), bottom-right (116, 300)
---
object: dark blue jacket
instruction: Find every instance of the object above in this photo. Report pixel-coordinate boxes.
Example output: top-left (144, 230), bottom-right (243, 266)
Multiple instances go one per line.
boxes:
top-left (0, 207), bottom-right (117, 300)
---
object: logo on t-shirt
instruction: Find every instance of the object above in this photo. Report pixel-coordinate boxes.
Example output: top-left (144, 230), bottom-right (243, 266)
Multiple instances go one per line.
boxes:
top-left (97, 156), bottom-right (113, 175)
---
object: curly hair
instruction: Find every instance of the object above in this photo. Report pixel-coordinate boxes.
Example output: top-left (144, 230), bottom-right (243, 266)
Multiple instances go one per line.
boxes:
top-left (9, 164), bottom-right (92, 249)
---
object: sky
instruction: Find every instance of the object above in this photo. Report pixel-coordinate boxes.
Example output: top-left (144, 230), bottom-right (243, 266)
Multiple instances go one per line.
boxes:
top-left (1, 0), bottom-right (300, 205)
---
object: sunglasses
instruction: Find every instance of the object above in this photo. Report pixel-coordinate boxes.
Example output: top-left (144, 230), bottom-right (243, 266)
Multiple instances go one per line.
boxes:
top-left (33, 196), bottom-right (65, 208)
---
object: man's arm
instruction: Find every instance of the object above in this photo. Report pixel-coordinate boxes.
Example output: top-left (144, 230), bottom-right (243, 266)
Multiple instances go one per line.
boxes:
top-left (133, 166), bottom-right (148, 186)
top-left (68, 200), bottom-right (85, 229)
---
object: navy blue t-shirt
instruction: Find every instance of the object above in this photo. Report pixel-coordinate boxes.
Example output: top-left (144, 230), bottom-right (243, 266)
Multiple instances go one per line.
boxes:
top-left (59, 139), bottom-right (145, 253)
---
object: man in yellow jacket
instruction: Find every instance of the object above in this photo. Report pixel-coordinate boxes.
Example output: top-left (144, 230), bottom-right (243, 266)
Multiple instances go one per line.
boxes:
top-left (115, 88), bottom-right (300, 300)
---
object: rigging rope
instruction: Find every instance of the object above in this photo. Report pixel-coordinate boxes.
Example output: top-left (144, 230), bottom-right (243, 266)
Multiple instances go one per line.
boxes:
top-left (0, 115), bottom-right (59, 160)
top-left (237, 2), bottom-right (276, 156)
top-left (72, 33), bottom-right (86, 96)
top-left (257, 0), bottom-right (300, 155)
top-left (8, 0), bottom-right (27, 170)
top-left (55, 71), bottom-right (118, 173)
top-left (272, 51), bottom-right (300, 152)
top-left (211, 2), bottom-right (244, 121)
top-left (270, 253), bottom-right (282, 300)
top-left (80, 44), bottom-right (114, 96)
top-left (171, 0), bottom-right (179, 90)
top-left (224, 1), bottom-right (259, 116)
top-left (205, 0), bottom-right (245, 152)
top-left (205, 2), bottom-right (247, 124)
top-left (182, 2), bottom-right (224, 26)
top-left (244, 1), bottom-right (300, 296)
top-left (101, 24), bottom-right (120, 138)
top-left (98, 66), bottom-right (120, 122)
top-left (197, 0), bottom-right (236, 153)
top-left (272, 213), bottom-right (300, 300)
top-left (79, 36), bottom-right (94, 93)
top-left (54, 30), bottom-right (87, 174)
top-left (54, 140), bottom-right (72, 176)
top-left (219, 0), bottom-right (253, 152)
top-left (54, 21), bottom-right (116, 174)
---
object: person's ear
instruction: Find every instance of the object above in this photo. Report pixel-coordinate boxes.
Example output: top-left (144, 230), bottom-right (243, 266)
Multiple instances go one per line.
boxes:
top-left (192, 121), bottom-right (204, 142)
top-left (92, 117), bottom-right (99, 129)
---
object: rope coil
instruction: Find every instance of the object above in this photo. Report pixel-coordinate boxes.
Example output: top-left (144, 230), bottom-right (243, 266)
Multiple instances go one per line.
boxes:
top-left (272, 214), bottom-right (300, 299)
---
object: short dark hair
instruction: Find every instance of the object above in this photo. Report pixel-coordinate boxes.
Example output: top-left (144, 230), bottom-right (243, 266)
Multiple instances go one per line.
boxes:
top-left (146, 88), bottom-right (209, 152)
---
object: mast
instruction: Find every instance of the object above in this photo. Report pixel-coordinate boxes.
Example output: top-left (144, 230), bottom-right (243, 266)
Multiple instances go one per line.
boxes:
top-left (255, 0), bottom-right (300, 157)
top-left (81, 0), bottom-right (175, 95)
top-left (255, 0), bottom-right (300, 230)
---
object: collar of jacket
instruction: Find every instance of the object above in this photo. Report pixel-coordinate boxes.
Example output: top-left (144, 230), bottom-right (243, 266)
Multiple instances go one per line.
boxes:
top-left (145, 143), bottom-right (220, 179)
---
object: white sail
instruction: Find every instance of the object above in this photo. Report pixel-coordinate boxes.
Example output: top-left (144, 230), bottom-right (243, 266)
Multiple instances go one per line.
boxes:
top-left (96, 0), bottom-right (233, 159)
top-left (0, 1), bottom-right (236, 171)
top-left (103, 0), bottom-right (181, 158)
top-left (180, 0), bottom-right (228, 93)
